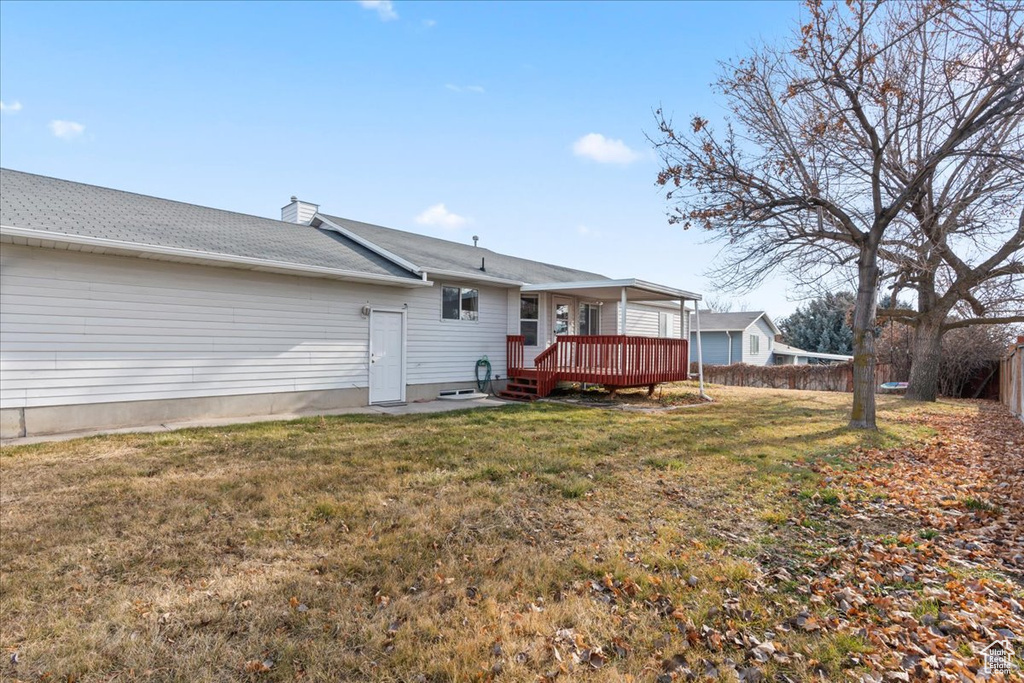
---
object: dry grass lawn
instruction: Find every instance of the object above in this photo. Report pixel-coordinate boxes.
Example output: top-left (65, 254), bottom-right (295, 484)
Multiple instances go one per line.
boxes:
top-left (0, 384), bottom-right (1016, 682)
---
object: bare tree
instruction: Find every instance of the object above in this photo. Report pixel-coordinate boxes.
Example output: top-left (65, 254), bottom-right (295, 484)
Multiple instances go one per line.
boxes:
top-left (702, 295), bottom-right (753, 313)
top-left (937, 324), bottom-right (1014, 398)
top-left (703, 294), bottom-right (735, 313)
top-left (653, 0), bottom-right (1023, 428)
top-left (879, 194), bottom-right (1023, 401)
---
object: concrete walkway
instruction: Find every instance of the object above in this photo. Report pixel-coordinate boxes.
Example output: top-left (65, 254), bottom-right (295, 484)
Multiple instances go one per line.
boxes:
top-left (0, 397), bottom-right (513, 447)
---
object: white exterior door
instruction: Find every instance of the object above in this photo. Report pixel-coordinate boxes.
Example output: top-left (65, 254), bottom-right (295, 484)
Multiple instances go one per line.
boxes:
top-left (369, 310), bottom-right (405, 404)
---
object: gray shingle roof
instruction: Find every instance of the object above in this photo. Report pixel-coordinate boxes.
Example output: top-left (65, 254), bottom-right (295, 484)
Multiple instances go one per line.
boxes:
top-left (0, 169), bottom-right (419, 280)
top-left (690, 310), bottom-right (768, 332)
top-left (322, 214), bottom-right (609, 285)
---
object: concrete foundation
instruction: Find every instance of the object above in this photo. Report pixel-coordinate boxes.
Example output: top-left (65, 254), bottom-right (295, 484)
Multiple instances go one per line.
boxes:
top-left (1, 381), bottom-right (493, 439)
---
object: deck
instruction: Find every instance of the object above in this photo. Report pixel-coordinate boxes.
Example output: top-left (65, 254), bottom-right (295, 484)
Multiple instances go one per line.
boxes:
top-left (504, 334), bottom-right (690, 400)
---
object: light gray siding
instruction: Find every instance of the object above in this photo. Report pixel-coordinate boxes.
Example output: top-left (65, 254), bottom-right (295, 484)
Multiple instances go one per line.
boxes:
top-left (744, 317), bottom-right (776, 366)
top-left (602, 303), bottom-right (682, 338)
top-left (1, 245), bottom-right (508, 409)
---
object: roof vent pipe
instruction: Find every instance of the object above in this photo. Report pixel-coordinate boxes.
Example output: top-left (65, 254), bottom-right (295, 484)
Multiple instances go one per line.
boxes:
top-left (480, 257), bottom-right (486, 272)
top-left (472, 235), bottom-right (479, 247)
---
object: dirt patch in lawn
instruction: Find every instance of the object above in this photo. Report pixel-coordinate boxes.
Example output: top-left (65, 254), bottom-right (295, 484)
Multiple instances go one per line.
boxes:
top-left (1, 386), bottom-right (1021, 682)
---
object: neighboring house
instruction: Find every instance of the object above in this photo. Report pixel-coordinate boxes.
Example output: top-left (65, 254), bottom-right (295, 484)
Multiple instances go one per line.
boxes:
top-left (0, 169), bottom-right (701, 438)
top-left (688, 311), bottom-right (780, 366)
top-left (687, 310), bottom-right (854, 366)
top-left (772, 342), bottom-right (853, 366)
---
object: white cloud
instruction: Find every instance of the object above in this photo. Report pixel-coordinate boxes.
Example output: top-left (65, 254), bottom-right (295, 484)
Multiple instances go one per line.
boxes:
top-left (572, 133), bottom-right (640, 164)
top-left (445, 84), bottom-right (485, 94)
top-left (0, 100), bottom-right (23, 113)
top-left (49, 120), bottom-right (85, 140)
top-left (357, 0), bottom-right (398, 21)
top-left (415, 203), bottom-right (469, 230)
top-left (422, 18), bottom-right (437, 28)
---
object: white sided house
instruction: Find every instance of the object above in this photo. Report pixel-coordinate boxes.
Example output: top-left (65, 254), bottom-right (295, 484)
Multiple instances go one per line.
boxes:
top-left (688, 311), bottom-right (781, 366)
top-left (0, 169), bottom-right (702, 438)
top-left (687, 310), bottom-right (853, 366)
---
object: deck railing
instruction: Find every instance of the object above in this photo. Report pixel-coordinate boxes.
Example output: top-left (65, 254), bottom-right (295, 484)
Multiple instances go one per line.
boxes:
top-left (506, 334), bottom-right (525, 377)
top-left (509, 334), bottom-right (689, 397)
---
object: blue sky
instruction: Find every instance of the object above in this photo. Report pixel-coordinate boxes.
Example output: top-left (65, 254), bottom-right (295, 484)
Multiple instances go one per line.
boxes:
top-left (0, 0), bottom-right (809, 315)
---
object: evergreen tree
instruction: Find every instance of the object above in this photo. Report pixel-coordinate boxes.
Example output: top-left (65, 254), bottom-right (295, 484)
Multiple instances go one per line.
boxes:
top-left (779, 293), bottom-right (855, 355)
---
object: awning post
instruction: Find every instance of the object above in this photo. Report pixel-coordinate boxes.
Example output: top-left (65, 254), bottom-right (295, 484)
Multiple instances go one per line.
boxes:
top-left (618, 287), bottom-right (628, 372)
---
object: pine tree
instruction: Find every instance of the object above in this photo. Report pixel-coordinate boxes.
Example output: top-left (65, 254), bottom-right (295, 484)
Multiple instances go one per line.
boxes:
top-left (780, 293), bottom-right (856, 355)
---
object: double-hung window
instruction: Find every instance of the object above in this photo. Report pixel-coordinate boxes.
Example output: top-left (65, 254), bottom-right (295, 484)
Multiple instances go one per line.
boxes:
top-left (520, 295), bottom-right (539, 345)
top-left (442, 285), bottom-right (479, 321)
top-left (749, 335), bottom-right (760, 355)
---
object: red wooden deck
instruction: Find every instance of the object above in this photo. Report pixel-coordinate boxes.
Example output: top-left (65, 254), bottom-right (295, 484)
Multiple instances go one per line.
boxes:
top-left (505, 335), bottom-right (689, 399)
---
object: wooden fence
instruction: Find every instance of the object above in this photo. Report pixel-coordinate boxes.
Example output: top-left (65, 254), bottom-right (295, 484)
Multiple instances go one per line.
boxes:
top-left (695, 362), bottom-right (893, 393)
top-left (1000, 337), bottom-right (1024, 423)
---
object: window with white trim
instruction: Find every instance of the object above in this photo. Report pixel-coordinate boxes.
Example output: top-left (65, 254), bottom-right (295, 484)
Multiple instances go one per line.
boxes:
top-left (520, 295), bottom-right (539, 345)
top-left (579, 303), bottom-right (600, 336)
top-left (442, 285), bottom-right (479, 321)
top-left (749, 334), bottom-right (760, 355)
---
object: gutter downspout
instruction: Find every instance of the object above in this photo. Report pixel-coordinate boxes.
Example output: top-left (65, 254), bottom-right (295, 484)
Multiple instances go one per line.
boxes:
top-left (695, 307), bottom-right (708, 400)
top-left (726, 331), bottom-right (732, 365)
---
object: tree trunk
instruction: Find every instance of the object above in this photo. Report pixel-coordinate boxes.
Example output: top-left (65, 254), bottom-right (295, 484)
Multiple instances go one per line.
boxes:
top-left (905, 318), bottom-right (943, 402)
top-left (849, 251), bottom-right (880, 430)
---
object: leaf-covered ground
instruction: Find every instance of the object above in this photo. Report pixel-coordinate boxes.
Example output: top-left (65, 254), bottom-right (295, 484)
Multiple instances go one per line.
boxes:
top-left (0, 385), bottom-right (1021, 682)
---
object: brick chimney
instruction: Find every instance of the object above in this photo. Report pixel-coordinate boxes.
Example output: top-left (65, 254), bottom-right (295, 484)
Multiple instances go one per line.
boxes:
top-left (281, 196), bottom-right (319, 225)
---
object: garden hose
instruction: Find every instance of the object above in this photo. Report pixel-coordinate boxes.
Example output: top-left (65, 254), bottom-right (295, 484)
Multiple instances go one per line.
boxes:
top-left (475, 356), bottom-right (493, 394)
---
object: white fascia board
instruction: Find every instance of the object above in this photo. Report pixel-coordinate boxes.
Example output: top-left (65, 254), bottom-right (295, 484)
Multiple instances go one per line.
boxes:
top-left (757, 312), bottom-right (782, 335)
top-left (312, 215), bottom-right (423, 276)
top-left (0, 225), bottom-right (434, 288)
top-left (423, 268), bottom-right (523, 287)
top-left (630, 278), bottom-right (703, 301)
top-left (806, 352), bottom-right (854, 361)
top-left (634, 300), bottom-right (696, 311)
top-left (773, 346), bottom-right (852, 361)
top-left (741, 313), bottom-right (781, 336)
top-left (523, 278), bottom-right (703, 301)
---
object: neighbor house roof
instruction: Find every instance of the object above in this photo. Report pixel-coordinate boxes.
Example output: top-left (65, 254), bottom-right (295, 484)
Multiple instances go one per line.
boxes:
top-left (0, 169), bottom-right (425, 285)
top-left (690, 310), bottom-right (780, 334)
top-left (318, 213), bottom-right (608, 285)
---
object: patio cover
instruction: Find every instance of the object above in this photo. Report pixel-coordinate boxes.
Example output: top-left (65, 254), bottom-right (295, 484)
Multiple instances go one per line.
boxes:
top-left (521, 278), bottom-right (709, 398)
